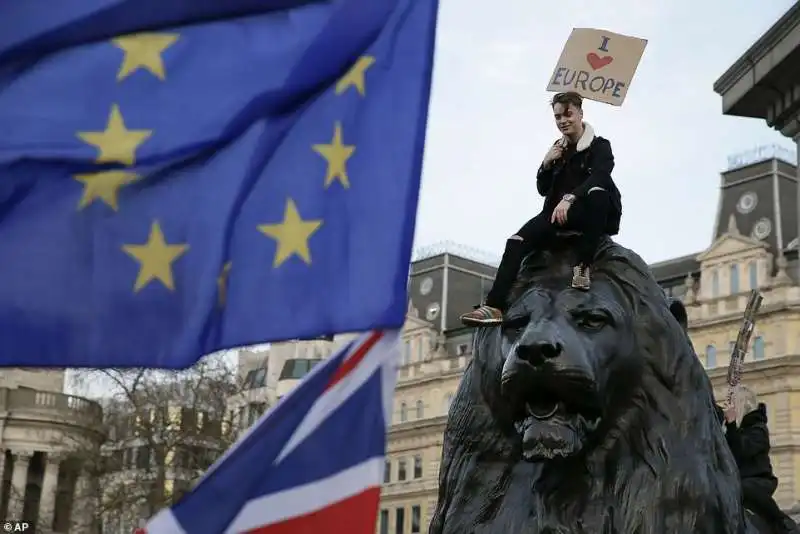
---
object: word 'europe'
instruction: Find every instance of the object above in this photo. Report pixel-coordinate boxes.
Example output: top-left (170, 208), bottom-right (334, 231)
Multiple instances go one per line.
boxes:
top-left (549, 67), bottom-right (626, 99)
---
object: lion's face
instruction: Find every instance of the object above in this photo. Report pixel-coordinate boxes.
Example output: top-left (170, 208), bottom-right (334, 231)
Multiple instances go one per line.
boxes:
top-left (499, 278), bottom-right (636, 461)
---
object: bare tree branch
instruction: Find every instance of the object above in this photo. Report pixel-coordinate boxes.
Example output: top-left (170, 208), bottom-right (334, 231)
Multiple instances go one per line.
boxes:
top-left (64, 352), bottom-right (263, 531)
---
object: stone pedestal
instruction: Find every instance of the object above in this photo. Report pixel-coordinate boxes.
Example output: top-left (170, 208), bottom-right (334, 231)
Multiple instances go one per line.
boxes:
top-left (7, 451), bottom-right (32, 520)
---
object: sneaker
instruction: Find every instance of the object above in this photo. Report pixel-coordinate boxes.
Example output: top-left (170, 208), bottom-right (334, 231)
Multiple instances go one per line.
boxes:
top-left (572, 265), bottom-right (591, 290)
top-left (460, 305), bottom-right (503, 326)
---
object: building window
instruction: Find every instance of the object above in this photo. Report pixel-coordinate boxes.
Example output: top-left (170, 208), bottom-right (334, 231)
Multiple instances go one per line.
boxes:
top-left (730, 264), bottom-right (739, 294)
top-left (279, 358), bottom-right (323, 379)
top-left (416, 400), bottom-right (424, 419)
top-left (705, 345), bottom-right (716, 368)
top-left (398, 458), bottom-right (407, 481)
top-left (243, 367), bottom-right (267, 390)
top-left (384, 460), bottom-right (391, 483)
top-left (402, 342), bottom-right (411, 365)
top-left (711, 270), bottom-right (719, 297)
top-left (123, 448), bottom-right (134, 469)
top-left (380, 509), bottom-right (389, 534)
top-left (245, 402), bottom-right (266, 427)
top-left (753, 336), bottom-right (765, 360)
top-left (413, 455), bottom-right (423, 479)
top-left (411, 505), bottom-right (422, 533)
top-left (400, 402), bottom-right (407, 423)
top-left (748, 261), bottom-right (758, 290)
top-left (136, 446), bottom-right (151, 469)
top-left (444, 393), bottom-right (454, 413)
top-left (395, 508), bottom-right (405, 534)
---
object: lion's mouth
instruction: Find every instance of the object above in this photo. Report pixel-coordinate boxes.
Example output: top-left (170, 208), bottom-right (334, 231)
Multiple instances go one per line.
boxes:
top-left (509, 375), bottom-right (599, 422)
top-left (526, 400), bottom-right (559, 420)
top-left (505, 376), bottom-right (601, 461)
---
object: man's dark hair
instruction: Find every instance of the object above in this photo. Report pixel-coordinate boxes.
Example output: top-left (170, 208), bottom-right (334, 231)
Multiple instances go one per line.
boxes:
top-left (551, 91), bottom-right (583, 110)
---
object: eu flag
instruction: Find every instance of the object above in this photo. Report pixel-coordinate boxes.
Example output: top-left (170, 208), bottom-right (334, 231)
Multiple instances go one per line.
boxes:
top-left (0, 0), bottom-right (438, 368)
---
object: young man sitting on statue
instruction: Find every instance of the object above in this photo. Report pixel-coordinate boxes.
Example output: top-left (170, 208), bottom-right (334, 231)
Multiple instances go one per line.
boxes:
top-left (718, 390), bottom-right (800, 534)
top-left (461, 91), bottom-right (622, 327)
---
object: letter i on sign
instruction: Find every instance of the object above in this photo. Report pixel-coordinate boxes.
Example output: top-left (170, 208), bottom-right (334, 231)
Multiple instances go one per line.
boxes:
top-left (598, 36), bottom-right (610, 52)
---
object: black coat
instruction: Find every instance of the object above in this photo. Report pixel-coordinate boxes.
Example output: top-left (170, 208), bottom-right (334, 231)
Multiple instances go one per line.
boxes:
top-left (724, 403), bottom-right (778, 490)
top-left (536, 135), bottom-right (622, 236)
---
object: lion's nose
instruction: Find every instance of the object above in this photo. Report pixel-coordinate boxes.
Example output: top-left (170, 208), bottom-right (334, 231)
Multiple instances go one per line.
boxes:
top-left (516, 341), bottom-right (562, 366)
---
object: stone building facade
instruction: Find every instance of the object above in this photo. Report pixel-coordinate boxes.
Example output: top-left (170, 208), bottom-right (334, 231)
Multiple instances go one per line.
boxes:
top-left (686, 216), bottom-right (800, 509)
top-left (378, 307), bottom-right (465, 534)
top-left (712, 3), bottom-right (800, 514)
top-left (0, 368), bottom-right (103, 533)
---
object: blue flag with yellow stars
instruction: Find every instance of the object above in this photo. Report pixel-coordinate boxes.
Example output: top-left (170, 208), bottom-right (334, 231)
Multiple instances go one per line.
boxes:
top-left (0, 0), bottom-right (438, 368)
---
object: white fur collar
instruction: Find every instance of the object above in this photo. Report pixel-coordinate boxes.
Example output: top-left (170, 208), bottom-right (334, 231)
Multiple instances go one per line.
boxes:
top-left (557, 122), bottom-right (595, 152)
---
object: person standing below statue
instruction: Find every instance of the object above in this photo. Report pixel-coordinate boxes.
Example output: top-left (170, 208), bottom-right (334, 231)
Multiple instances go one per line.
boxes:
top-left (720, 389), bottom-right (800, 534)
top-left (461, 91), bottom-right (623, 326)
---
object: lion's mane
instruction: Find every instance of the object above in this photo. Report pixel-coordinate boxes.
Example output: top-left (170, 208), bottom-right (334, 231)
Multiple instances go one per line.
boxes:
top-left (429, 238), bottom-right (750, 534)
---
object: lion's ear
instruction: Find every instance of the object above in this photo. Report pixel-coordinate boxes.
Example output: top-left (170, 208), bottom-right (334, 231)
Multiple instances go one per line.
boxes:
top-left (668, 299), bottom-right (688, 331)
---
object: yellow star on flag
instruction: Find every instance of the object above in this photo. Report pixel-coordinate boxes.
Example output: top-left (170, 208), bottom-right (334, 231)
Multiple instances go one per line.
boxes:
top-left (73, 170), bottom-right (138, 211)
top-left (335, 55), bottom-right (375, 96)
top-left (258, 199), bottom-right (323, 268)
top-left (113, 33), bottom-right (180, 81)
top-left (218, 261), bottom-right (232, 307)
top-left (312, 122), bottom-right (355, 189)
top-left (76, 104), bottom-right (152, 165)
top-left (122, 221), bottom-right (189, 292)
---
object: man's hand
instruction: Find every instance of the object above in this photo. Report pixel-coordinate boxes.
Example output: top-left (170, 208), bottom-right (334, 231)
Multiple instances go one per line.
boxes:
top-left (551, 198), bottom-right (571, 225)
top-left (542, 143), bottom-right (563, 168)
top-left (724, 404), bottom-right (737, 424)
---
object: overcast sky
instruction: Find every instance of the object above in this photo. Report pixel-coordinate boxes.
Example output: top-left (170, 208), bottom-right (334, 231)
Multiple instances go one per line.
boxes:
top-left (413, 0), bottom-right (799, 265)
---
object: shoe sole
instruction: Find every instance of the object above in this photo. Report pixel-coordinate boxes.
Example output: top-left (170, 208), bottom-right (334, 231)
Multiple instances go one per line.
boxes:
top-left (460, 317), bottom-right (502, 327)
top-left (571, 277), bottom-right (590, 290)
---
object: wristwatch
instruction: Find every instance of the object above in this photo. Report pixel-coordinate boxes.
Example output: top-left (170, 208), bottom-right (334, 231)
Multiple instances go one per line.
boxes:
top-left (562, 194), bottom-right (576, 204)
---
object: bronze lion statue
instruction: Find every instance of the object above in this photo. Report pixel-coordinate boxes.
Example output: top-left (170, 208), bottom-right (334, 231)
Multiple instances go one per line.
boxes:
top-left (429, 238), bottom-right (757, 534)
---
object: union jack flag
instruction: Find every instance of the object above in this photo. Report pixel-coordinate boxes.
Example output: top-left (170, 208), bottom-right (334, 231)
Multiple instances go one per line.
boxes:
top-left (142, 330), bottom-right (399, 533)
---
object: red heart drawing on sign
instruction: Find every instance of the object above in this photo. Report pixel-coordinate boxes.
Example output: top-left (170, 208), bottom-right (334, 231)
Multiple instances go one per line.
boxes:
top-left (586, 53), bottom-right (613, 70)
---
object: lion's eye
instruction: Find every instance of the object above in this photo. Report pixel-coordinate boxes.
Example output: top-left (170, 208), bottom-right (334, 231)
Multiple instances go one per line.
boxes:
top-left (574, 312), bottom-right (609, 330)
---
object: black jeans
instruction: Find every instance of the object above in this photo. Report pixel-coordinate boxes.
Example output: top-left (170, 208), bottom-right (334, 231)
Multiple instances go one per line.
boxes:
top-left (742, 477), bottom-right (791, 527)
top-left (485, 189), bottom-right (611, 310)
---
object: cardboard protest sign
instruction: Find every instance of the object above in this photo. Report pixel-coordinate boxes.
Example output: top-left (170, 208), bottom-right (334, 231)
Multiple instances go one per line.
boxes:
top-left (547, 28), bottom-right (647, 106)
